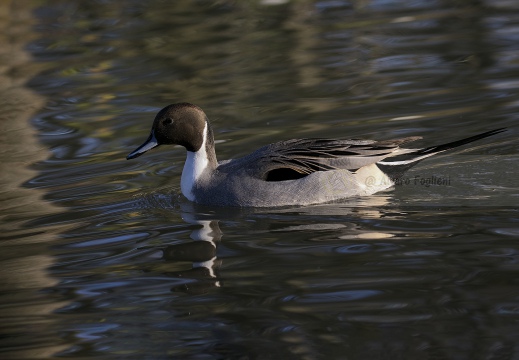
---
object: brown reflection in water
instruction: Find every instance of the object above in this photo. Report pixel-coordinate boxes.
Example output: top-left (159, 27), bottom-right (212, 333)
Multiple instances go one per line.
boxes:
top-left (0, 2), bottom-right (66, 359)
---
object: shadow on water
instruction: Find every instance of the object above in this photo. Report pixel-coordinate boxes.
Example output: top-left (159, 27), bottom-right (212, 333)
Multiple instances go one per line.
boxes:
top-left (1, 0), bottom-right (519, 359)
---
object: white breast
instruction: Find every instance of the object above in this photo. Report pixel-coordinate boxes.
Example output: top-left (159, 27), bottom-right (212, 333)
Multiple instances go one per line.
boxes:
top-left (181, 123), bottom-right (209, 201)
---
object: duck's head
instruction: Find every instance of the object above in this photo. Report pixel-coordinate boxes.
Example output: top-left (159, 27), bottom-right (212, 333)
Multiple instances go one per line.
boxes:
top-left (126, 103), bottom-right (212, 160)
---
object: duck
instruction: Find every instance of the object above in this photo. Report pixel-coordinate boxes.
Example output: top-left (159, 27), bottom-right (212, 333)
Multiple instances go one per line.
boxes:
top-left (126, 103), bottom-right (505, 207)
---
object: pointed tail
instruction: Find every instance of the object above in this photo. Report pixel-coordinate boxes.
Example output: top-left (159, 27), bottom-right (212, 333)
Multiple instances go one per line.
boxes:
top-left (377, 128), bottom-right (506, 177)
top-left (413, 128), bottom-right (507, 156)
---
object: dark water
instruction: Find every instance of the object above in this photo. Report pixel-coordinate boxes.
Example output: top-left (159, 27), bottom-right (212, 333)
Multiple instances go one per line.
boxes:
top-left (1, 1), bottom-right (519, 359)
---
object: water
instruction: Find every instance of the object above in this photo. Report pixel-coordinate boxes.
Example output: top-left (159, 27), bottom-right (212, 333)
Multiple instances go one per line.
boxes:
top-left (1, 1), bottom-right (519, 359)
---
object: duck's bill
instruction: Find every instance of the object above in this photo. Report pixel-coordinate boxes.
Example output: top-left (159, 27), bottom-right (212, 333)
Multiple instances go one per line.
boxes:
top-left (126, 132), bottom-right (159, 160)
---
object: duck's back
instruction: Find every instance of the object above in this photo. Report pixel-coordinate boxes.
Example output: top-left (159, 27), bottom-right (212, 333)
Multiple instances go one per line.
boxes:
top-left (216, 138), bottom-right (413, 180)
top-left (197, 138), bottom-right (409, 206)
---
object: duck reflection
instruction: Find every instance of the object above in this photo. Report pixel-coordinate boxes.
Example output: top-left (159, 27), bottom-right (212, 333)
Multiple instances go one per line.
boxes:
top-left (162, 212), bottom-right (222, 294)
top-left (160, 194), bottom-right (394, 294)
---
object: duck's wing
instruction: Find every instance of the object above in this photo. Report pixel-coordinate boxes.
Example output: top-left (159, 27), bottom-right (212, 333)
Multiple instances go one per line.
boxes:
top-left (218, 137), bottom-right (421, 181)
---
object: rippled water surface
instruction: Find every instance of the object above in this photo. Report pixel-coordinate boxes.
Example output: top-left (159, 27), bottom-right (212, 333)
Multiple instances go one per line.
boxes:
top-left (1, 1), bottom-right (519, 359)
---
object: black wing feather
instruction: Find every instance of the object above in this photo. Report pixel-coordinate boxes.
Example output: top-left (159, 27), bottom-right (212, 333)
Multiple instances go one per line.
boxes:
top-left (217, 137), bottom-right (421, 181)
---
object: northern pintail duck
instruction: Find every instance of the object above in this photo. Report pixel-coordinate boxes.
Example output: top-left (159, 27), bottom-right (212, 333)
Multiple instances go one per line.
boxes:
top-left (127, 103), bottom-right (505, 207)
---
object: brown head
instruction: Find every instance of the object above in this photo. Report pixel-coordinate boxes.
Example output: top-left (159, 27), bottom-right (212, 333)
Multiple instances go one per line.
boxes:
top-left (126, 103), bottom-right (216, 159)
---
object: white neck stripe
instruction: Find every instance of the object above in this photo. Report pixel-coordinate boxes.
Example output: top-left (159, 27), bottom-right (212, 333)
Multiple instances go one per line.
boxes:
top-left (180, 123), bottom-right (209, 201)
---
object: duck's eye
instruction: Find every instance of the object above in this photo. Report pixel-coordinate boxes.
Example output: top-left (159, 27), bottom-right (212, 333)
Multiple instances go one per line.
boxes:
top-left (163, 118), bottom-right (173, 125)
